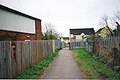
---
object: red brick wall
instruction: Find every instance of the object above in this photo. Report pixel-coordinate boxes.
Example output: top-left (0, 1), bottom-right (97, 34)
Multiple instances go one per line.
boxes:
top-left (0, 19), bottom-right (42, 41)
top-left (35, 20), bottom-right (42, 40)
top-left (0, 30), bottom-right (36, 41)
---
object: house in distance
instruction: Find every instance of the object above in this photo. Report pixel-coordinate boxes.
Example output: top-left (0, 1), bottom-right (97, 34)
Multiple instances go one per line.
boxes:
top-left (60, 36), bottom-right (69, 47)
top-left (0, 4), bottom-right (42, 41)
top-left (69, 28), bottom-right (95, 41)
top-left (95, 26), bottom-right (114, 38)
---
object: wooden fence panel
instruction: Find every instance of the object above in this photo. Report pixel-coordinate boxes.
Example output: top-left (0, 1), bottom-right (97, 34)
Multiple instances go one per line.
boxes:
top-left (23, 41), bottom-right (30, 69)
top-left (37, 41), bottom-right (43, 61)
top-left (0, 42), bottom-right (5, 78)
top-left (42, 41), bottom-right (45, 58)
top-left (55, 40), bottom-right (61, 49)
top-left (11, 58), bottom-right (16, 78)
top-left (43, 40), bottom-right (47, 57)
top-left (50, 40), bottom-right (53, 54)
top-left (16, 41), bottom-right (22, 74)
top-left (0, 42), bottom-right (2, 78)
top-left (21, 42), bottom-right (25, 72)
top-left (0, 42), bottom-right (12, 78)
top-left (52, 40), bottom-right (55, 53)
top-left (31, 41), bottom-right (37, 65)
top-left (37, 41), bottom-right (43, 60)
top-left (29, 42), bottom-right (32, 66)
top-left (5, 42), bottom-right (12, 78)
top-left (1, 42), bottom-right (7, 78)
top-left (36, 41), bottom-right (39, 63)
top-left (48, 41), bottom-right (51, 55)
top-left (0, 40), bottom-right (61, 78)
top-left (31, 41), bottom-right (34, 65)
top-left (34, 41), bottom-right (37, 64)
top-left (45, 40), bottom-right (47, 56)
top-left (46, 41), bottom-right (49, 56)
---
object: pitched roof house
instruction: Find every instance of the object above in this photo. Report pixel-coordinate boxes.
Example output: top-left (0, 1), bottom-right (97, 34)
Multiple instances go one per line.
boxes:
top-left (95, 26), bottom-right (114, 38)
top-left (69, 28), bottom-right (95, 41)
top-left (0, 4), bottom-right (42, 41)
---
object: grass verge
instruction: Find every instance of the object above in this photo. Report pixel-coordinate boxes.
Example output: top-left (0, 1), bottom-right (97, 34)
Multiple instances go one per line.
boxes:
top-left (16, 49), bottom-right (60, 79)
top-left (72, 48), bottom-right (118, 79)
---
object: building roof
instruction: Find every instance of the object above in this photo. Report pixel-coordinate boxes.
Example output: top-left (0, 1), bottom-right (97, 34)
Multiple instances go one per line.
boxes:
top-left (70, 28), bottom-right (95, 35)
top-left (0, 4), bottom-right (41, 21)
top-left (96, 26), bottom-right (113, 33)
top-left (63, 37), bottom-right (69, 40)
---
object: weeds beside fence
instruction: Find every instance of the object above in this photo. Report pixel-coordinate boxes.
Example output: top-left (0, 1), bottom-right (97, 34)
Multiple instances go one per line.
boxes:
top-left (73, 48), bottom-right (118, 79)
top-left (16, 49), bottom-right (60, 79)
top-left (94, 36), bottom-right (120, 71)
top-left (69, 36), bottom-right (120, 78)
top-left (0, 40), bottom-right (61, 78)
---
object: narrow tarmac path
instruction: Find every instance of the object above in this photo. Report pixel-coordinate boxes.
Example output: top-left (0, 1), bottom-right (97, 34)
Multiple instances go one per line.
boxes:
top-left (41, 48), bottom-right (86, 79)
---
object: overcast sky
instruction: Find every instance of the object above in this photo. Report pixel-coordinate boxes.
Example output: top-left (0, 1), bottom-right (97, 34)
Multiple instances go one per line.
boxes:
top-left (0, 0), bottom-right (120, 36)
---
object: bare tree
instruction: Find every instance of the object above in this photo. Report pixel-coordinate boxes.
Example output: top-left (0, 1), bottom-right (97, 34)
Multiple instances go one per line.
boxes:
top-left (113, 11), bottom-right (120, 28)
top-left (42, 22), bottom-right (58, 40)
top-left (111, 11), bottom-right (120, 35)
top-left (114, 11), bottom-right (120, 20)
top-left (99, 15), bottom-right (109, 27)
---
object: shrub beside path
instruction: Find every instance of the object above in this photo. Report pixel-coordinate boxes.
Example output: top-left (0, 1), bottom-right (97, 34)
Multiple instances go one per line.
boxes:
top-left (41, 48), bottom-right (86, 79)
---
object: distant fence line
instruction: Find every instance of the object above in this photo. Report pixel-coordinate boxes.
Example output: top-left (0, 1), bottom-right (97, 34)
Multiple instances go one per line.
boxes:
top-left (69, 39), bottom-right (94, 53)
top-left (0, 40), bottom-right (62, 78)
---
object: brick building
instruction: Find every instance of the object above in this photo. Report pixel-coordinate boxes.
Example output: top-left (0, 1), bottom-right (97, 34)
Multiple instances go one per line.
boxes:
top-left (0, 4), bottom-right (42, 41)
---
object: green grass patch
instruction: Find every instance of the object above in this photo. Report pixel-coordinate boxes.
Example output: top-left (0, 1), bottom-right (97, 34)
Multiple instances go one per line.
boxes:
top-left (72, 48), bottom-right (118, 79)
top-left (16, 49), bottom-right (60, 79)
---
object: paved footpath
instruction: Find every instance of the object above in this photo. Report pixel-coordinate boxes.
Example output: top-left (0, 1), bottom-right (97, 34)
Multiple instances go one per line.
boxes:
top-left (41, 48), bottom-right (86, 79)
